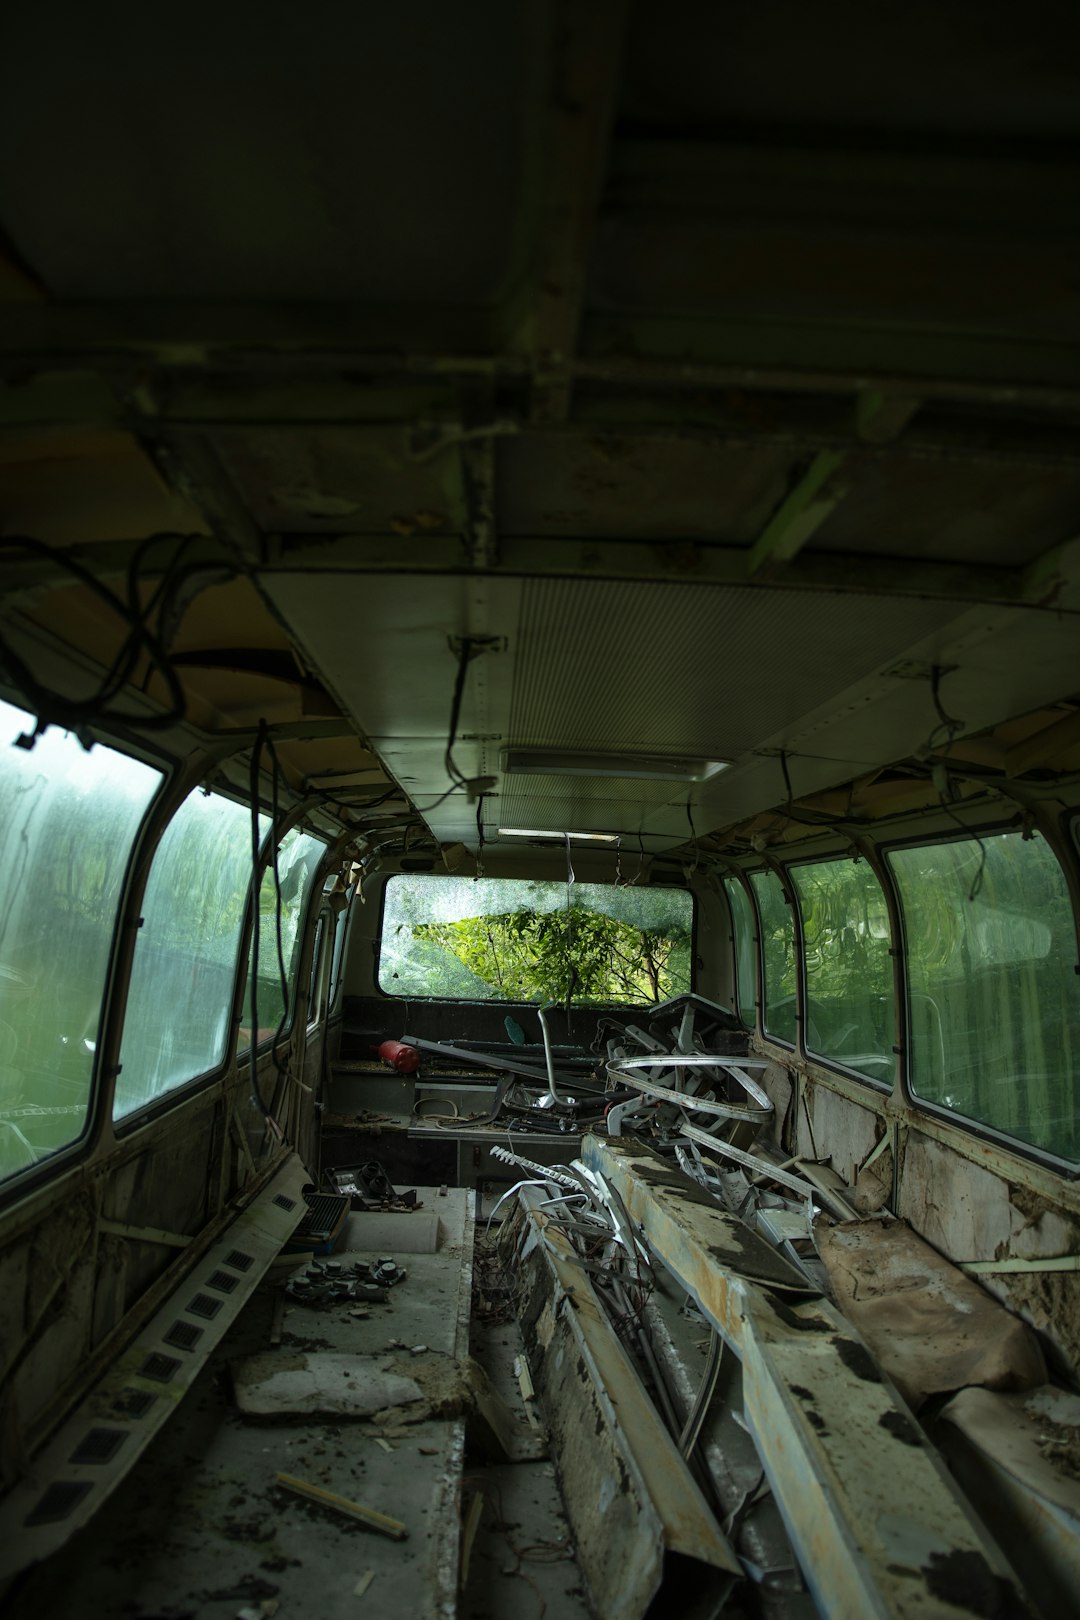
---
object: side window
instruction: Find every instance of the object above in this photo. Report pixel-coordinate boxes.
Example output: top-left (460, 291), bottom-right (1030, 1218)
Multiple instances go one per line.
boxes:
top-left (0, 700), bottom-right (162, 1181)
top-left (749, 869), bottom-right (796, 1045)
top-left (888, 831), bottom-right (1080, 1161)
top-left (723, 877), bottom-right (757, 1029)
top-left (239, 827), bottom-right (326, 1050)
top-left (789, 857), bottom-right (895, 1086)
top-left (115, 789), bottom-right (263, 1121)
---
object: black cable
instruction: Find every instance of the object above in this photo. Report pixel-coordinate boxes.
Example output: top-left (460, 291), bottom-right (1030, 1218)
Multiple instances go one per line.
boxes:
top-left (780, 749), bottom-right (794, 808)
top-left (413, 780), bottom-right (469, 811)
top-left (444, 638), bottom-right (474, 787)
top-left (248, 723), bottom-right (270, 1118)
top-left (475, 791), bottom-right (486, 877)
top-left (927, 663), bottom-right (965, 755)
top-left (0, 532), bottom-right (222, 742)
top-left (266, 734), bottom-right (292, 1089)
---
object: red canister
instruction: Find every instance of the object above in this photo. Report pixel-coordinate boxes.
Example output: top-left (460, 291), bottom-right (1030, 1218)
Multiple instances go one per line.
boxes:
top-left (377, 1038), bottom-right (420, 1074)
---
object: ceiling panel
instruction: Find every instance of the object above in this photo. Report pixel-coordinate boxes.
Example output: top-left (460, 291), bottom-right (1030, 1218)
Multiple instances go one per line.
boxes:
top-left (213, 429), bottom-right (460, 535)
top-left (0, 3), bottom-right (527, 300)
top-left (509, 577), bottom-right (964, 760)
top-left (497, 435), bottom-right (790, 540)
top-left (811, 457), bottom-right (1080, 565)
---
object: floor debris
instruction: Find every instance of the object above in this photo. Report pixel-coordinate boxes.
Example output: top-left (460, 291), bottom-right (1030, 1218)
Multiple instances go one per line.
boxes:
top-left (274, 1472), bottom-right (408, 1540)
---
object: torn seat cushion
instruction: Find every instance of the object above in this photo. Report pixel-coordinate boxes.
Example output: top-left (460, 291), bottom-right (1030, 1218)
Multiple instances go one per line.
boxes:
top-left (817, 1217), bottom-right (1047, 1410)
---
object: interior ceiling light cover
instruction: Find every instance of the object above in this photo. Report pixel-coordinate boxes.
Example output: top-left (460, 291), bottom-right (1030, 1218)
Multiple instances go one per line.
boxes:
top-left (498, 828), bottom-right (619, 842)
top-left (503, 749), bottom-right (730, 782)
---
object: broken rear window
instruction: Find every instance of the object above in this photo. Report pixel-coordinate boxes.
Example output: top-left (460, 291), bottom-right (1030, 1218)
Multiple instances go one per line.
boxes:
top-left (379, 876), bottom-right (693, 1004)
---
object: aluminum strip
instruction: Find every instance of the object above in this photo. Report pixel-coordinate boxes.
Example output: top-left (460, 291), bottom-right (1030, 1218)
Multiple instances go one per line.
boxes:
top-left (680, 1121), bottom-right (818, 1199)
top-left (606, 1054), bottom-right (773, 1123)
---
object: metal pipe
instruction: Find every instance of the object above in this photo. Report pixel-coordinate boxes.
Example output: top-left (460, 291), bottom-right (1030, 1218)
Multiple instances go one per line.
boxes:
top-left (537, 1002), bottom-right (563, 1105)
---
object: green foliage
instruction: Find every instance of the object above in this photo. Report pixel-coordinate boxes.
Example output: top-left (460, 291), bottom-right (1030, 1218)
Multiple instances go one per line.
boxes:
top-left (413, 903), bottom-right (690, 1004)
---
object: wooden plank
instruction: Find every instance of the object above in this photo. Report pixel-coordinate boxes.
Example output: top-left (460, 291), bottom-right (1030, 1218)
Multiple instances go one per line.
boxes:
top-left (275, 1472), bottom-right (408, 1540)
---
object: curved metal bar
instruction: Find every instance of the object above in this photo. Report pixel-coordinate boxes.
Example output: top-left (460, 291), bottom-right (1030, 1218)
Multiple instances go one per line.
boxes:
top-left (605, 1055), bottom-right (773, 1123)
top-left (679, 1120), bottom-right (817, 1198)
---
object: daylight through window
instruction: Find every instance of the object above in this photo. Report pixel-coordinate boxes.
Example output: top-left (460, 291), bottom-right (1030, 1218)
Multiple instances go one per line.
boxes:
top-left (380, 876), bottom-right (693, 1004)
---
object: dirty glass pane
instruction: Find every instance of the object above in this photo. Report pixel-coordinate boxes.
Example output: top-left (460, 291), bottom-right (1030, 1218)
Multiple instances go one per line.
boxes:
top-left (379, 876), bottom-right (693, 1004)
top-left (749, 869), bottom-right (796, 1045)
top-left (723, 878), bottom-right (757, 1029)
top-left (0, 700), bottom-right (161, 1182)
top-left (790, 857), bottom-right (895, 1086)
top-left (889, 832), bottom-right (1080, 1161)
top-left (238, 827), bottom-right (327, 1049)
top-left (115, 790), bottom-right (264, 1121)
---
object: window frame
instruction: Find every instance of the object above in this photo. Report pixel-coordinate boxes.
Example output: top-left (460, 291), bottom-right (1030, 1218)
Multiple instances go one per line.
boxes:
top-left (375, 872), bottom-right (697, 1006)
top-left (748, 866), bottom-right (799, 1050)
top-left (883, 822), bottom-right (1080, 1175)
top-left (236, 820), bottom-right (329, 1061)
top-left (112, 783), bottom-right (271, 1134)
top-left (787, 851), bottom-right (897, 1093)
top-left (0, 708), bottom-right (169, 1192)
top-left (327, 889), bottom-right (355, 1017)
top-left (723, 874), bottom-right (759, 1032)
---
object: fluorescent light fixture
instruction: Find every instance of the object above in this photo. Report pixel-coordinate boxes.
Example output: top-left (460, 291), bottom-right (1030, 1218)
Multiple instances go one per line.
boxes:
top-left (502, 749), bottom-right (729, 782)
top-left (498, 827), bottom-right (619, 843)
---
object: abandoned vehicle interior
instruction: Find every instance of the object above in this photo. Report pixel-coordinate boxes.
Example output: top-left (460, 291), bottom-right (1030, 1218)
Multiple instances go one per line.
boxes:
top-left (1, 4), bottom-right (1080, 1617)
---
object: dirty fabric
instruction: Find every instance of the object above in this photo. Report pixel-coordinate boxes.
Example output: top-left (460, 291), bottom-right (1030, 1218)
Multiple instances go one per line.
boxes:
top-left (817, 1218), bottom-right (1046, 1409)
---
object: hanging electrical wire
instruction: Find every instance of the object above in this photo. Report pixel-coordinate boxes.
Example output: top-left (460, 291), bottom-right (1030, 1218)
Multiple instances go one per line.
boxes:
top-left (475, 791), bottom-right (486, 878)
top-left (444, 637), bottom-right (475, 787)
top-left (248, 723), bottom-right (271, 1119)
top-left (0, 532), bottom-right (231, 746)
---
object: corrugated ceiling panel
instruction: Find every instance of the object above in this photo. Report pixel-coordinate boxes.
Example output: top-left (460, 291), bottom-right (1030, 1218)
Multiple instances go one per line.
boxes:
top-left (509, 579), bottom-right (961, 759)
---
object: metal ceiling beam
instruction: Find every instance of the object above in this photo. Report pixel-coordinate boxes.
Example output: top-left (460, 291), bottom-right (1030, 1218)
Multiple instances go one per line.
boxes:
top-left (747, 450), bottom-right (849, 575)
top-left (1, 305), bottom-right (1079, 414)
top-left (458, 435), bottom-right (498, 567)
top-left (2, 528), bottom-right (1071, 613)
top-left (11, 385), bottom-right (1080, 469)
top-left (581, 1136), bottom-right (1035, 1620)
top-left (579, 314), bottom-right (1080, 403)
top-left (500, 0), bottom-right (627, 423)
top-left (255, 531), bottom-right (1050, 611)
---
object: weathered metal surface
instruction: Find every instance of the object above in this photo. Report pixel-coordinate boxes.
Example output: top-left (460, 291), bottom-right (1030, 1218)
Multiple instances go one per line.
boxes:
top-left (583, 1134), bottom-right (1036, 1620)
top-left (0, 1153), bottom-right (310, 1581)
top-left (505, 1187), bottom-right (738, 1620)
top-left (937, 1386), bottom-right (1080, 1620)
